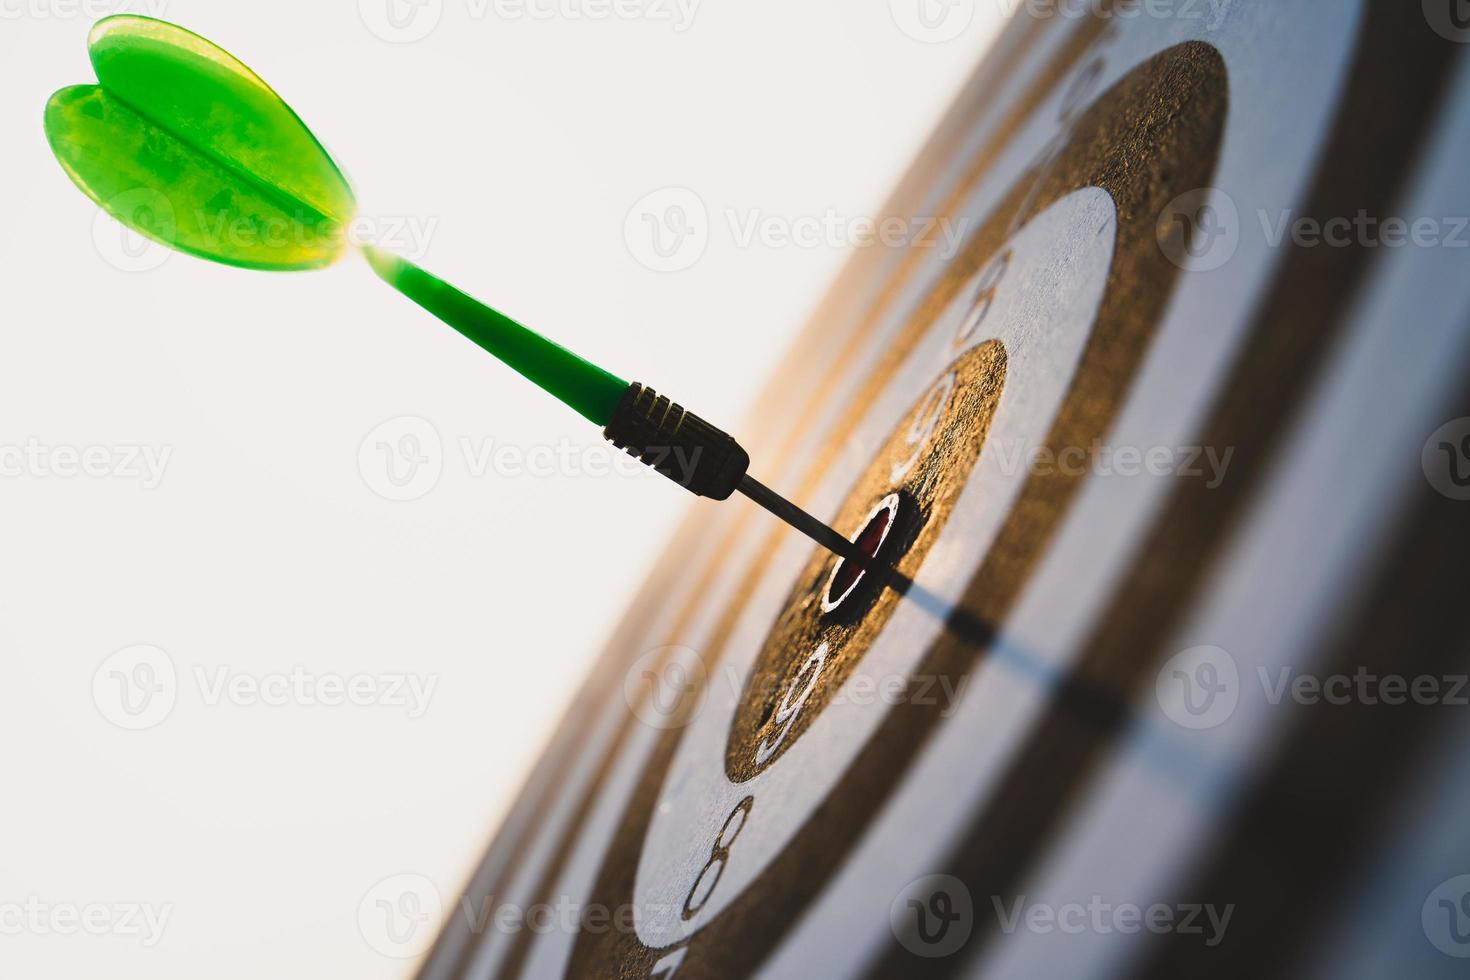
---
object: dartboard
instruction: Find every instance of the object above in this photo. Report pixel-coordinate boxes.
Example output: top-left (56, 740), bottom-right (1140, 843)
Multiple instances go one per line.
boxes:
top-left (418, 3), bottom-right (1470, 977)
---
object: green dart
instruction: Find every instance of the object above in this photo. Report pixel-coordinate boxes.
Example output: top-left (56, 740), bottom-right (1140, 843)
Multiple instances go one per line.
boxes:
top-left (44, 15), bottom-right (867, 565)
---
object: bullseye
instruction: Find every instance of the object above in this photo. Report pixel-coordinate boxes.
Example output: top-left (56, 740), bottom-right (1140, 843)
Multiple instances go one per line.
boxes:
top-left (820, 493), bottom-right (904, 613)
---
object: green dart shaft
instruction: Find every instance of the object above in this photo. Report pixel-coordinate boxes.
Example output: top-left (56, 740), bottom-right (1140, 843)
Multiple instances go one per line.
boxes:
top-left (364, 246), bottom-right (627, 426)
top-left (364, 246), bottom-right (872, 566)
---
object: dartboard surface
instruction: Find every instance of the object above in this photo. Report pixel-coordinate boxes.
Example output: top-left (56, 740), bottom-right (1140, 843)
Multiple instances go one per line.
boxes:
top-left (422, 3), bottom-right (1470, 977)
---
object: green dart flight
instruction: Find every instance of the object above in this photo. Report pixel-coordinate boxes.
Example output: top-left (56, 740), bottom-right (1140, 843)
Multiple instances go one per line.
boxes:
top-left (43, 15), bottom-right (872, 567)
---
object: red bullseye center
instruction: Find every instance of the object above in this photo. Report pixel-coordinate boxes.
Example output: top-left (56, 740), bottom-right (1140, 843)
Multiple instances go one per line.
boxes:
top-left (821, 494), bottom-right (900, 612)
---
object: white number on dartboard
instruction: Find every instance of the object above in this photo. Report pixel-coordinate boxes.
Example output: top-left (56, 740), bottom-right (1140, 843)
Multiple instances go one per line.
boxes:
top-left (891, 376), bottom-right (955, 483)
top-left (954, 52), bottom-right (1104, 357)
top-left (1059, 53), bottom-right (1107, 123)
top-left (753, 643), bottom-right (828, 765)
top-left (681, 796), bottom-right (755, 922)
top-left (650, 947), bottom-right (687, 978)
top-left (954, 250), bottom-right (1011, 350)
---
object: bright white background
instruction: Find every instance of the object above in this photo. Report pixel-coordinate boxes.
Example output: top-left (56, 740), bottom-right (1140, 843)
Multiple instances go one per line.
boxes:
top-left (0, 1), bottom-right (999, 976)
